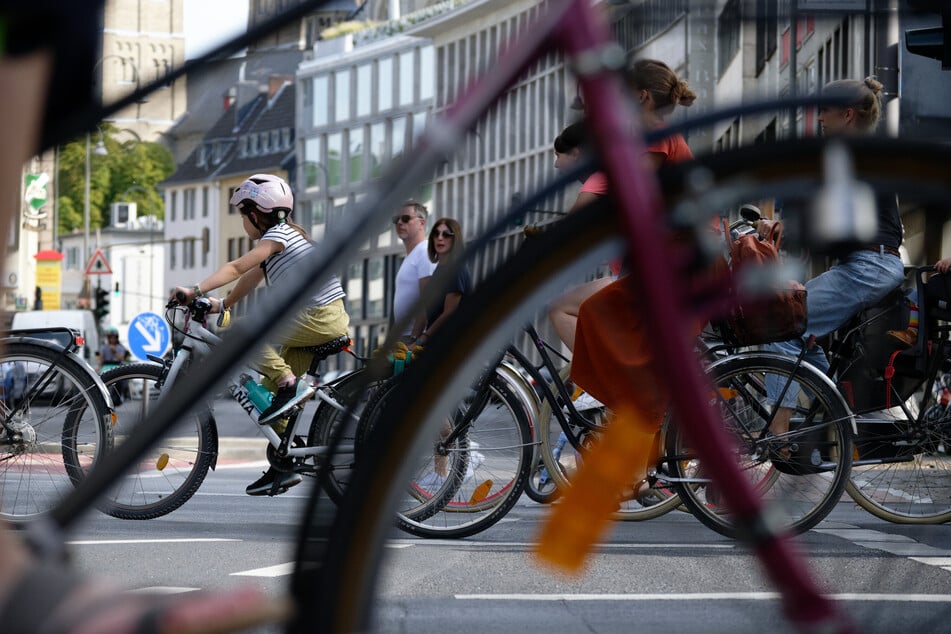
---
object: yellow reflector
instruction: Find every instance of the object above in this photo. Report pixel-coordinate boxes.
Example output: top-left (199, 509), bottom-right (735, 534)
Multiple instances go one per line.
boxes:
top-left (469, 479), bottom-right (493, 504)
top-left (156, 453), bottom-right (169, 471)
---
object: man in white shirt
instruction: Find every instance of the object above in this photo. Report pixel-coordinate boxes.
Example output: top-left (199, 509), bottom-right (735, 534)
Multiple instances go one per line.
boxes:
top-left (393, 201), bottom-right (437, 342)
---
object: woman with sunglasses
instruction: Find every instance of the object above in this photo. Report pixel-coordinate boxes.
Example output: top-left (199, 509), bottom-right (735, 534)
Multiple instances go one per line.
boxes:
top-left (171, 173), bottom-right (350, 496)
top-left (416, 218), bottom-right (470, 346)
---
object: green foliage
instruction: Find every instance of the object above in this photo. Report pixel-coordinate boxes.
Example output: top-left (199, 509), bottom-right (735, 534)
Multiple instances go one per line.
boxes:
top-left (56, 124), bottom-right (174, 233)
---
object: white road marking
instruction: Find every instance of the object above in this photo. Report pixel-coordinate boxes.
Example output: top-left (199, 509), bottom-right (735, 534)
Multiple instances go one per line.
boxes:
top-left (455, 593), bottom-right (951, 603)
top-left (128, 586), bottom-right (199, 594)
top-left (815, 525), bottom-right (951, 572)
top-left (68, 538), bottom-right (240, 545)
top-left (385, 539), bottom-right (734, 549)
top-left (232, 563), bottom-right (294, 577)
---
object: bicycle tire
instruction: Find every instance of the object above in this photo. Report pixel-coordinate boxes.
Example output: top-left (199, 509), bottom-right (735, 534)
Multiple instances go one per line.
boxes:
top-left (0, 341), bottom-right (112, 519)
top-left (307, 368), bottom-right (379, 505)
top-left (669, 352), bottom-right (853, 538)
top-left (294, 137), bottom-right (951, 632)
top-left (97, 363), bottom-right (217, 520)
top-left (537, 364), bottom-right (683, 520)
top-left (524, 454), bottom-right (560, 503)
top-left (845, 387), bottom-right (951, 524)
top-left (357, 371), bottom-right (533, 538)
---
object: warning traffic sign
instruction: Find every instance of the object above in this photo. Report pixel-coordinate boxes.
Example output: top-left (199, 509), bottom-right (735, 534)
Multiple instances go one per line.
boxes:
top-left (85, 249), bottom-right (112, 275)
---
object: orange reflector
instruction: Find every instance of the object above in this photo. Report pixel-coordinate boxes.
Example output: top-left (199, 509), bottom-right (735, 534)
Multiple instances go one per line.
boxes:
top-left (156, 453), bottom-right (169, 470)
top-left (718, 388), bottom-right (739, 400)
top-left (111, 412), bottom-right (117, 426)
top-left (469, 479), bottom-right (493, 504)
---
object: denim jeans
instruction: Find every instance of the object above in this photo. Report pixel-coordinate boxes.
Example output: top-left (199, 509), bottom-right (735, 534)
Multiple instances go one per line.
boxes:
top-left (764, 249), bottom-right (906, 407)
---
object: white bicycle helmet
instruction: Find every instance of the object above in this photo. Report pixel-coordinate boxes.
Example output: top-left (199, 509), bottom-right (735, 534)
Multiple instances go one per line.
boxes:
top-left (230, 174), bottom-right (293, 219)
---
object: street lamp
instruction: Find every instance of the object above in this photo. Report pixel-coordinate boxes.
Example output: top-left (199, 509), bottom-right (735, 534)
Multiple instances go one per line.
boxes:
top-left (83, 130), bottom-right (108, 295)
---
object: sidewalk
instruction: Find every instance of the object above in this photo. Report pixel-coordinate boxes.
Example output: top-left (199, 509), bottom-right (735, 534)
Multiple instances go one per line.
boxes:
top-left (217, 437), bottom-right (270, 463)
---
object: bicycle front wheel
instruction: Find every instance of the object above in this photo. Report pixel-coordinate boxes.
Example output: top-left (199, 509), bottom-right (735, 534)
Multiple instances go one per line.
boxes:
top-left (98, 363), bottom-right (217, 520)
top-left (669, 353), bottom-right (854, 538)
top-left (0, 341), bottom-right (112, 519)
top-left (358, 372), bottom-right (533, 539)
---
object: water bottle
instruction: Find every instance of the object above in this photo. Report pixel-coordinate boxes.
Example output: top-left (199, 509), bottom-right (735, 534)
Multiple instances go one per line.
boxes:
top-left (243, 375), bottom-right (273, 413)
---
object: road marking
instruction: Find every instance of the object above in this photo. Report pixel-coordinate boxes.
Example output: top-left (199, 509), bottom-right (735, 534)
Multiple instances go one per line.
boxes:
top-left (68, 538), bottom-right (241, 545)
top-left (455, 593), bottom-right (951, 603)
top-left (129, 586), bottom-right (199, 594)
top-left (232, 563), bottom-right (294, 577)
top-left (814, 525), bottom-right (951, 572)
top-left (386, 539), bottom-right (734, 549)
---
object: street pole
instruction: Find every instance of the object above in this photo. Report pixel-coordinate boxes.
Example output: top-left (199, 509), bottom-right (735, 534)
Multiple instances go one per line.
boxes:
top-left (84, 132), bottom-right (91, 276)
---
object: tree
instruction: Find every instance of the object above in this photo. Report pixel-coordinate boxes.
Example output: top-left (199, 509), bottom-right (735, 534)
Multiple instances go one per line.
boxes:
top-left (56, 124), bottom-right (174, 235)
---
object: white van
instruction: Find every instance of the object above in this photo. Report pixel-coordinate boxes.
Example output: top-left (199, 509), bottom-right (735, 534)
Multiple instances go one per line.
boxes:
top-left (10, 310), bottom-right (101, 368)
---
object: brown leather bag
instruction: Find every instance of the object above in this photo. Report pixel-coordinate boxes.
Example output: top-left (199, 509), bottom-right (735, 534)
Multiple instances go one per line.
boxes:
top-left (714, 224), bottom-right (807, 347)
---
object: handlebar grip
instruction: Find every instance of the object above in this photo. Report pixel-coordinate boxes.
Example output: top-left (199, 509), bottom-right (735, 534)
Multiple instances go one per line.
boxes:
top-left (175, 291), bottom-right (187, 302)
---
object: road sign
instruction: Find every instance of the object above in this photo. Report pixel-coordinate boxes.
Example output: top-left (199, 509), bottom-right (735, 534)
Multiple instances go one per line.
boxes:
top-left (128, 312), bottom-right (170, 360)
top-left (85, 249), bottom-right (112, 275)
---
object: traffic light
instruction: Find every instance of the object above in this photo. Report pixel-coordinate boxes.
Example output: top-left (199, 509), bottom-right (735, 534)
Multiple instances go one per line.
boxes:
top-left (94, 286), bottom-right (110, 324)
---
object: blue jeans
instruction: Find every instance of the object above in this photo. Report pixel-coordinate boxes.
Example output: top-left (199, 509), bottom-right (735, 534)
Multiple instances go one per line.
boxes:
top-left (764, 250), bottom-right (906, 407)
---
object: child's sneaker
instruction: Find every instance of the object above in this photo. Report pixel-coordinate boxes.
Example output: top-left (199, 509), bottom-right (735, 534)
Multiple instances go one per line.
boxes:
top-left (259, 378), bottom-right (314, 424)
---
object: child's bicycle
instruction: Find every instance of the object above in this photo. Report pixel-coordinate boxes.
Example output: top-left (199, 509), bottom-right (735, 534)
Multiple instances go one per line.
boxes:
top-left (96, 295), bottom-right (373, 519)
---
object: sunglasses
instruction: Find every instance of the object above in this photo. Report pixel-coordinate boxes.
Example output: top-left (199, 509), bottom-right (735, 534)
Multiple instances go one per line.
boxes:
top-left (392, 214), bottom-right (419, 224)
top-left (433, 230), bottom-right (455, 239)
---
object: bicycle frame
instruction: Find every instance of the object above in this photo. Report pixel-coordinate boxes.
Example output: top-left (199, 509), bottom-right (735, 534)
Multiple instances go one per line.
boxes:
top-left (162, 305), bottom-right (357, 462)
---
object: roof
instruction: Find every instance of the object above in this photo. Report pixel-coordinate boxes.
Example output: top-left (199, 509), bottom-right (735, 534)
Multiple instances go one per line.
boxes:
top-left (161, 83), bottom-right (297, 187)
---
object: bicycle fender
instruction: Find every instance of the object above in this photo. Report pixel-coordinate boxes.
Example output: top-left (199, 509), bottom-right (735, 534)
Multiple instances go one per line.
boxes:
top-left (3, 335), bottom-right (116, 411)
top-left (706, 351), bottom-right (857, 436)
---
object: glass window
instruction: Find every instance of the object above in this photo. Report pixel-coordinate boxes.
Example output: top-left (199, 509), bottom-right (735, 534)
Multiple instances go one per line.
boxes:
top-left (335, 69), bottom-right (350, 122)
top-left (399, 50), bottom-right (414, 106)
top-left (346, 260), bottom-right (364, 317)
top-left (202, 186), bottom-right (209, 217)
top-left (378, 57), bottom-right (393, 112)
top-left (391, 116), bottom-right (406, 164)
top-left (304, 136), bottom-right (323, 188)
top-left (349, 127), bottom-right (364, 184)
top-left (369, 122), bottom-right (385, 178)
top-left (412, 111), bottom-right (428, 144)
top-left (313, 75), bottom-right (329, 127)
top-left (420, 46), bottom-right (434, 101)
top-left (327, 132), bottom-right (343, 187)
top-left (367, 256), bottom-right (384, 318)
top-left (356, 64), bottom-right (371, 118)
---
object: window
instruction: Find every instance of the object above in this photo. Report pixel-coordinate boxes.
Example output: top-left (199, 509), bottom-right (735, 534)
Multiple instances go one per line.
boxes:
top-left (183, 239), bottom-right (196, 269)
top-left (399, 50), bottom-right (414, 106)
top-left (227, 238), bottom-right (237, 262)
top-left (366, 256), bottom-right (384, 318)
top-left (369, 122), bottom-right (385, 178)
top-left (755, 0), bottom-right (777, 75)
top-left (717, 0), bottom-right (740, 78)
top-left (378, 58), bottom-right (393, 111)
top-left (420, 46), bottom-right (434, 101)
top-left (349, 127), bottom-right (364, 184)
top-left (346, 259), bottom-right (364, 317)
top-left (391, 116), bottom-right (406, 164)
top-left (202, 186), bottom-right (209, 218)
top-left (201, 227), bottom-right (209, 267)
top-left (356, 64), bottom-right (371, 117)
top-left (169, 190), bottom-right (177, 221)
top-left (304, 136), bottom-right (323, 188)
top-left (334, 69), bottom-right (350, 123)
top-left (313, 75), bottom-right (329, 127)
top-left (327, 132), bottom-right (343, 187)
top-left (169, 239), bottom-right (177, 270)
top-left (260, 132), bottom-right (270, 154)
top-left (184, 189), bottom-right (196, 220)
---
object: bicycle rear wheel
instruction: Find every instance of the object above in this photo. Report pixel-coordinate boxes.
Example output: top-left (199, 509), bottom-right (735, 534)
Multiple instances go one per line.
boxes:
top-left (307, 367), bottom-right (381, 505)
top-left (845, 389), bottom-right (951, 524)
top-left (98, 363), bottom-right (217, 520)
top-left (669, 353), bottom-right (853, 538)
top-left (537, 364), bottom-right (683, 520)
top-left (0, 341), bottom-right (112, 519)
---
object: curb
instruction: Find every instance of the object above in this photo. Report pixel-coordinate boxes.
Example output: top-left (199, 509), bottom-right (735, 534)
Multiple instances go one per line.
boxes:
top-left (217, 437), bottom-right (270, 463)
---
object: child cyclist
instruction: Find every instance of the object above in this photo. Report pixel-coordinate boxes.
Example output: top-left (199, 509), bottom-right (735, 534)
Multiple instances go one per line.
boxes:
top-left (171, 173), bottom-right (350, 496)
